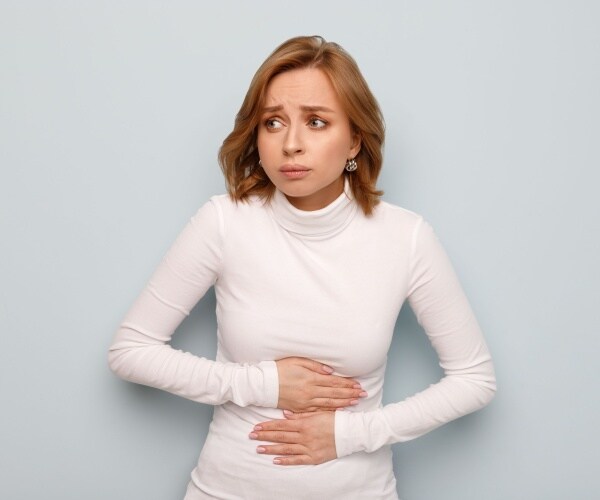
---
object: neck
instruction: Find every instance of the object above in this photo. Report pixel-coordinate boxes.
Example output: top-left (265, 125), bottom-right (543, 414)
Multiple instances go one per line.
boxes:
top-left (269, 178), bottom-right (358, 240)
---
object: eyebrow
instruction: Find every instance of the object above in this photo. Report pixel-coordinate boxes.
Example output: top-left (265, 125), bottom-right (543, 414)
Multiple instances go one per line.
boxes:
top-left (261, 105), bottom-right (335, 113)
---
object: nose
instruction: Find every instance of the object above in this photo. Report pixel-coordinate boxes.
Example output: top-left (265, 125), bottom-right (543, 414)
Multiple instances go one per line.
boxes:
top-left (282, 123), bottom-right (304, 157)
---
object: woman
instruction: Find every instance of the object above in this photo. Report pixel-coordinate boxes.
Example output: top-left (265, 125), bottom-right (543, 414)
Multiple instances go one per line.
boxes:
top-left (109, 35), bottom-right (496, 499)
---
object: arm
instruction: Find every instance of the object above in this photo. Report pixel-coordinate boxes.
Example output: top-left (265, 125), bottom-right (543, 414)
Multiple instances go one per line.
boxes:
top-left (108, 199), bottom-right (364, 409)
top-left (108, 199), bottom-right (278, 407)
top-left (334, 217), bottom-right (496, 456)
top-left (251, 217), bottom-right (496, 463)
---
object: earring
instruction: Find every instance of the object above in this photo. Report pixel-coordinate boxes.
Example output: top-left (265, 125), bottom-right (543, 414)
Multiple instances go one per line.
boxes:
top-left (345, 158), bottom-right (358, 172)
top-left (258, 159), bottom-right (262, 167)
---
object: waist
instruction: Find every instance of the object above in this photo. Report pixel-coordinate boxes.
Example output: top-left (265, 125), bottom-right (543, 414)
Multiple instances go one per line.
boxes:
top-left (191, 404), bottom-right (397, 499)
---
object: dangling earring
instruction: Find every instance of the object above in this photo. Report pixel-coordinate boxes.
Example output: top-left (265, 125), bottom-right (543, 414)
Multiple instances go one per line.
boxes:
top-left (345, 158), bottom-right (357, 172)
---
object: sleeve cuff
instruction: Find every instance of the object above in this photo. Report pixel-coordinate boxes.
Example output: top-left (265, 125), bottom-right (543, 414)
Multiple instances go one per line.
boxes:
top-left (255, 360), bottom-right (279, 408)
top-left (334, 410), bottom-right (365, 458)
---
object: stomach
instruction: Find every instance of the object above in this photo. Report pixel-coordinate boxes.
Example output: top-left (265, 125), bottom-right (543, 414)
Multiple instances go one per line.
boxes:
top-left (188, 404), bottom-right (398, 499)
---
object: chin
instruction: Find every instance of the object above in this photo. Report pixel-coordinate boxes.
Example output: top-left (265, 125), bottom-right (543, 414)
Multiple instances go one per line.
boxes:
top-left (277, 183), bottom-right (315, 198)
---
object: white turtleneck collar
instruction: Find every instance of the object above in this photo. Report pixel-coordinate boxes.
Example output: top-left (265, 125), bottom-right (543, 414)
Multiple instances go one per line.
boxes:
top-left (268, 178), bottom-right (358, 240)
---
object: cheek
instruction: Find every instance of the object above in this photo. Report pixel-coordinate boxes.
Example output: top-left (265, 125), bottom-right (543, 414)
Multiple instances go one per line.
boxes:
top-left (257, 131), bottom-right (275, 159)
top-left (323, 136), bottom-right (353, 163)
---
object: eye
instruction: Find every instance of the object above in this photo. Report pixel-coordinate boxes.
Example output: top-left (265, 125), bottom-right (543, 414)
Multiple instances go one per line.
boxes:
top-left (265, 118), bottom-right (283, 130)
top-left (308, 117), bottom-right (327, 129)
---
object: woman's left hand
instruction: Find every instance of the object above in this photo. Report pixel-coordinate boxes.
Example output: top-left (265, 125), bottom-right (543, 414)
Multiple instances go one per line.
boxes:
top-left (249, 410), bottom-right (337, 465)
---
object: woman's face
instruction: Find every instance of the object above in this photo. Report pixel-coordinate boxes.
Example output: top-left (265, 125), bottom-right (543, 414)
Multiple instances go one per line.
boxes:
top-left (257, 67), bottom-right (361, 211)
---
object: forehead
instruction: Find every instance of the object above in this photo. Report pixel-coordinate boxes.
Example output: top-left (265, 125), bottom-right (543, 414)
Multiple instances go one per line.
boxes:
top-left (263, 67), bottom-right (343, 110)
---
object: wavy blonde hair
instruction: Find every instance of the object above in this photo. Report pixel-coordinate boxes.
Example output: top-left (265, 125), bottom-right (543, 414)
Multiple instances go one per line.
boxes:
top-left (218, 35), bottom-right (385, 215)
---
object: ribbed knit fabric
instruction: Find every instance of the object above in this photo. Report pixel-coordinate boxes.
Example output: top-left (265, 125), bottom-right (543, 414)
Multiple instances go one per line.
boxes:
top-left (109, 181), bottom-right (496, 499)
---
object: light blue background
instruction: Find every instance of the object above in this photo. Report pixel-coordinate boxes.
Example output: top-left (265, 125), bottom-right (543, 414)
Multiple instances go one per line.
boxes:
top-left (1, 1), bottom-right (598, 499)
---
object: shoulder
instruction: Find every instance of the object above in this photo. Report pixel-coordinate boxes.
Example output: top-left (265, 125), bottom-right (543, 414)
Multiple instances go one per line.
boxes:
top-left (191, 193), bottom-right (270, 236)
top-left (192, 193), bottom-right (264, 217)
top-left (370, 202), bottom-right (450, 273)
top-left (369, 199), bottom-right (425, 233)
top-left (205, 193), bottom-right (267, 220)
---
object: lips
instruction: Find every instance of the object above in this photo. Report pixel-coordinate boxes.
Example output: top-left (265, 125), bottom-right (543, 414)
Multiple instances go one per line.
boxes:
top-left (279, 164), bottom-right (310, 179)
top-left (279, 164), bottom-right (309, 173)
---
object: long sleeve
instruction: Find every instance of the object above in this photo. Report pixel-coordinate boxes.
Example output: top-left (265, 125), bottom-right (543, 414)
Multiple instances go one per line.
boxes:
top-left (107, 199), bottom-right (279, 408)
top-left (334, 217), bottom-right (496, 457)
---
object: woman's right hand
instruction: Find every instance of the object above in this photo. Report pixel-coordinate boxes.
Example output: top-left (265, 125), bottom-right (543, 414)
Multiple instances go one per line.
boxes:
top-left (275, 357), bottom-right (367, 413)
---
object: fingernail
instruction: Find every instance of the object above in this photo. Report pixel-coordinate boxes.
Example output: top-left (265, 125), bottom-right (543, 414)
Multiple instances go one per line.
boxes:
top-left (249, 432), bottom-right (258, 439)
top-left (273, 458), bottom-right (281, 464)
top-left (353, 384), bottom-right (362, 389)
top-left (322, 365), bottom-right (334, 374)
top-left (350, 399), bottom-right (359, 405)
top-left (359, 391), bottom-right (368, 397)
top-left (254, 425), bottom-right (262, 431)
top-left (256, 446), bottom-right (266, 453)
top-left (283, 409), bottom-right (293, 416)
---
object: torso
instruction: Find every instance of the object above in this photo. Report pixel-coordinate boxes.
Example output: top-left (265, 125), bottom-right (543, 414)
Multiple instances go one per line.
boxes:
top-left (187, 188), bottom-right (419, 499)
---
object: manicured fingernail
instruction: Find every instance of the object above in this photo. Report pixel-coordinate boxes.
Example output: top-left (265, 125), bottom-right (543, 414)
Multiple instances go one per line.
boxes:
top-left (353, 384), bottom-right (362, 389)
top-left (359, 391), bottom-right (368, 397)
top-left (350, 399), bottom-right (359, 405)
top-left (322, 365), bottom-right (334, 374)
top-left (256, 446), bottom-right (266, 453)
top-left (249, 432), bottom-right (258, 439)
top-left (254, 425), bottom-right (262, 431)
top-left (283, 409), bottom-right (293, 416)
top-left (273, 458), bottom-right (281, 464)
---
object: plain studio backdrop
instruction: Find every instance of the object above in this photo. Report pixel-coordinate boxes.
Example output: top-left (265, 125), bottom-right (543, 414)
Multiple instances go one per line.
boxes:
top-left (1, 1), bottom-right (598, 499)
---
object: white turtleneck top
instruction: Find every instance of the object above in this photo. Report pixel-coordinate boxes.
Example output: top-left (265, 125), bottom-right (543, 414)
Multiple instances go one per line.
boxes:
top-left (108, 183), bottom-right (496, 499)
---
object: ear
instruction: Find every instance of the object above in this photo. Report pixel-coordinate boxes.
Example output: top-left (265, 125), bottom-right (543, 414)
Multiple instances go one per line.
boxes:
top-left (349, 131), bottom-right (362, 159)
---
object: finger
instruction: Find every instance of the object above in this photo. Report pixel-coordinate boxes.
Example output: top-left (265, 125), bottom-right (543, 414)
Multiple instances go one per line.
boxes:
top-left (253, 419), bottom-right (299, 432)
top-left (313, 386), bottom-right (367, 400)
top-left (284, 406), bottom-right (338, 414)
top-left (250, 430), bottom-right (299, 444)
top-left (306, 395), bottom-right (367, 410)
top-left (313, 373), bottom-right (362, 389)
top-left (291, 357), bottom-right (335, 375)
top-left (256, 444), bottom-right (305, 456)
top-left (273, 455), bottom-right (311, 465)
top-left (289, 402), bottom-right (353, 412)
top-left (312, 398), bottom-right (358, 410)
